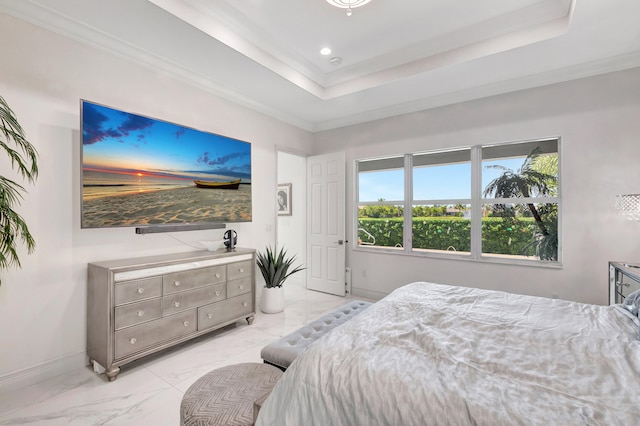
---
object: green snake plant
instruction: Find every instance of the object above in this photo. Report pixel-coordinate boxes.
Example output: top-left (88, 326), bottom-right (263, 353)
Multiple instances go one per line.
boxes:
top-left (256, 246), bottom-right (305, 288)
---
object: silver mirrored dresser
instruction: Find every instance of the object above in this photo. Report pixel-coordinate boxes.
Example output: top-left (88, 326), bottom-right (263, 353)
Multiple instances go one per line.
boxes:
top-left (609, 261), bottom-right (640, 305)
top-left (87, 248), bottom-right (255, 381)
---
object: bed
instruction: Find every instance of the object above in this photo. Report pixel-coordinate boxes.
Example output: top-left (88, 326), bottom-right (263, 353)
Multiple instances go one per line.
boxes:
top-left (256, 282), bottom-right (640, 425)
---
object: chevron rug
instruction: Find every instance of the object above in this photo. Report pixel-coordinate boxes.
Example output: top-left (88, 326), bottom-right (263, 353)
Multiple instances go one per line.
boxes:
top-left (181, 363), bottom-right (283, 426)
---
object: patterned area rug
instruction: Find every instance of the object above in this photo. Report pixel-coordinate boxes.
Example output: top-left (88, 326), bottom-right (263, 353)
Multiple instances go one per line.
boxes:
top-left (181, 363), bottom-right (283, 426)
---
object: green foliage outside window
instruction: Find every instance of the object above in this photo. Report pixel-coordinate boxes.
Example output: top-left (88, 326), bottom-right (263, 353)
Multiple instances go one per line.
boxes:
top-left (483, 148), bottom-right (558, 260)
top-left (357, 217), bottom-right (543, 256)
top-left (358, 204), bottom-right (404, 218)
top-left (358, 204), bottom-right (455, 219)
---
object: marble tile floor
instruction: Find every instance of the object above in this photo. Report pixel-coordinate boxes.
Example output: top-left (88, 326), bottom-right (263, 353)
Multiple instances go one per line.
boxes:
top-left (0, 284), bottom-right (373, 425)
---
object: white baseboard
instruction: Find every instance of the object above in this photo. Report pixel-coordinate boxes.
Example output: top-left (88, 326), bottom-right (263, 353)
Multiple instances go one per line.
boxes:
top-left (351, 286), bottom-right (387, 301)
top-left (0, 351), bottom-right (86, 392)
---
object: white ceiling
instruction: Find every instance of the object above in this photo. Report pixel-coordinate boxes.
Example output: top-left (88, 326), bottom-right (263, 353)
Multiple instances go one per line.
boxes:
top-left (1, 0), bottom-right (639, 132)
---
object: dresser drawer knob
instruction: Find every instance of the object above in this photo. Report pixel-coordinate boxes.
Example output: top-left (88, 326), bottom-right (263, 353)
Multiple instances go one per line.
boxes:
top-left (137, 311), bottom-right (144, 317)
top-left (207, 313), bottom-right (213, 319)
top-left (239, 285), bottom-right (244, 290)
top-left (183, 321), bottom-right (189, 327)
top-left (239, 268), bottom-right (244, 273)
top-left (215, 273), bottom-right (221, 278)
top-left (215, 291), bottom-right (221, 296)
top-left (137, 288), bottom-right (144, 294)
top-left (130, 338), bottom-right (137, 345)
top-left (174, 301), bottom-right (180, 308)
top-left (174, 281), bottom-right (181, 287)
top-left (243, 302), bottom-right (248, 307)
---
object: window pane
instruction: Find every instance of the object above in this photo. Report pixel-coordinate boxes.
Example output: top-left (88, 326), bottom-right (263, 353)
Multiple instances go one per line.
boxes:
top-left (413, 150), bottom-right (470, 200)
top-left (357, 204), bottom-right (404, 249)
top-left (482, 203), bottom-right (558, 261)
top-left (358, 168), bottom-right (404, 202)
top-left (411, 204), bottom-right (471, 254)
top-left (482, 140), bottom-right (558, 198)
top-left (354, 138), bottom-right (560, 265)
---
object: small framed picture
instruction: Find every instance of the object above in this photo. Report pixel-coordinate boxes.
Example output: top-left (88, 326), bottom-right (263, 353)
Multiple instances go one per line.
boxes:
top-left (277, 183), bottom-right (292, 216)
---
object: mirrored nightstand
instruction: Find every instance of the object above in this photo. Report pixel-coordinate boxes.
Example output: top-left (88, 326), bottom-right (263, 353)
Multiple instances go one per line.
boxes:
top-left (609, 261), bottom-right (640, 305)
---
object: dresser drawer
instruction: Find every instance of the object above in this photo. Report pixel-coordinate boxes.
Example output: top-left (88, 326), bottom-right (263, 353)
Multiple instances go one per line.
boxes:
top-left (114, 276), bottom-right (162, 305)
top-left (227, 277), bottom-right (252, 298)
top-left (163, 283), bottom-right (226, 316)
top-left (163, 265), bottom-right (226, 295)
top-left (198, 293), bottom-right (253, 331)
top-left (114, 298), bottom-right (162, 330)
top-left (620, 272), bottom-right (640, 298)
top-left (114, 310), bottom-right (196, 359)
top-left (227, 260), bottom-right (252, 281)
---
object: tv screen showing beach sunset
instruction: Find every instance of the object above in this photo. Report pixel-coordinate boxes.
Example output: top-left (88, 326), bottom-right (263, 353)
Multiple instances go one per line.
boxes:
top-left (81, 100), bottom-right (252, 228)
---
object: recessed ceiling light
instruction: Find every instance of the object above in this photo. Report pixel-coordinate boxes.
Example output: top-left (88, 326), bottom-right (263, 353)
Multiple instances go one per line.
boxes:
top-left (320, 47), bottom-right (332, 56)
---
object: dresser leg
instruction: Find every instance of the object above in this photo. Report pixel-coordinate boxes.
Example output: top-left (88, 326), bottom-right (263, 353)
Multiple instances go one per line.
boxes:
top-left (105, 366), bottom-right (120, 382)
top-left (246, 315), bottom-right (255, 325)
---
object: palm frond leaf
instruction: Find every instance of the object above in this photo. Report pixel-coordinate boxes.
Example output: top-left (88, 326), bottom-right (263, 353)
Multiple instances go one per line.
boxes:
top-left (0, 95), bottom-right (38, 182)
top-left (483, 147), bottom-right (558, 260)
top-left (0, 95), bottom-right (39, 285)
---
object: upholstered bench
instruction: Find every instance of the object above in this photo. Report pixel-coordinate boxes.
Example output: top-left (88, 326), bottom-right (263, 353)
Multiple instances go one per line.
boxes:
top-left (260, 300), bottom-right (372, 370)
top-left (180, 362), bottom-right (283, 426)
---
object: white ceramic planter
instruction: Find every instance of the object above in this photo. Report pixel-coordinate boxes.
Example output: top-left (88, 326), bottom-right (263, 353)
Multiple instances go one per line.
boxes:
top-left (261, 286), bottom-right (285, 314)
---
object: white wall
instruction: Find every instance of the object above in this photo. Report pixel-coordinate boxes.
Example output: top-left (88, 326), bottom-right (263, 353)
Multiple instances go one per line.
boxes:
top-left (313, 68), bottom-right (640, 305)
top-left (0, 14), bottom-right (312, 384)
top-left (276, 151), bottom-right (307, 286)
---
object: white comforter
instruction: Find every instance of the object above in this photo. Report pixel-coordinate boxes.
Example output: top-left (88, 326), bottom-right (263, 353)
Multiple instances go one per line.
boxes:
top-left (257, 282), bottom-right (640, 425)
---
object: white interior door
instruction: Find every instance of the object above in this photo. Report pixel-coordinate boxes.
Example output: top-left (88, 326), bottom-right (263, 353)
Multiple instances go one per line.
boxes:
top-left (306, 152), bottom-right (346, 296)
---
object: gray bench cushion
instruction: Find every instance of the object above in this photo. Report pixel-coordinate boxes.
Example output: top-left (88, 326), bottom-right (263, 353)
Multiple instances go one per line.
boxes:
top-left (260, 300), bottom-right (372, 370)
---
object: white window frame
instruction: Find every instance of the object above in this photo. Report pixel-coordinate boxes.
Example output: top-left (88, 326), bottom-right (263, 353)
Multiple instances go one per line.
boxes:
top-left (353, 138), bottom-right (562, 267)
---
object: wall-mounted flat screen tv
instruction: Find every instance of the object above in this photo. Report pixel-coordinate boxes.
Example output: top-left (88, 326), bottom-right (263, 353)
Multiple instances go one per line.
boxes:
top-left (81, 100), bottom-right (252, 229)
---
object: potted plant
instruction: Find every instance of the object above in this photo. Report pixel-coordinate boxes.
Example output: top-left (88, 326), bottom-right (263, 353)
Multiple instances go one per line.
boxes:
top-left (256, 246), bottom-right (305, 314)
top-left (0, 95), bottom-right (39, 285)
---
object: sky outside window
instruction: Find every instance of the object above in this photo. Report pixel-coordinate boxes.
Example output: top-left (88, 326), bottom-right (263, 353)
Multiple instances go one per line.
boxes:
top-left (359, 157), bottom-right (528, 203)
top-left (413, 163), bottom-right (471, 200)
top-left (358, 169), bottom-right (404, 202)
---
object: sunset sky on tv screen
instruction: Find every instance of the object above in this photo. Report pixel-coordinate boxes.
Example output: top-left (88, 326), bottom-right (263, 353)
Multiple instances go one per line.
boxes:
top-left (81, 100), bottom-right (251, 183)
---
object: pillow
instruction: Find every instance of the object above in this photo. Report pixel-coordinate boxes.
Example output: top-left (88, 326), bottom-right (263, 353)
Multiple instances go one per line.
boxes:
top-left (620, 288), bottom-right (640, 339)
top-left (615, 305), bottom-right (640, 325)
top-left (622, 288), bottom-right (640, 316)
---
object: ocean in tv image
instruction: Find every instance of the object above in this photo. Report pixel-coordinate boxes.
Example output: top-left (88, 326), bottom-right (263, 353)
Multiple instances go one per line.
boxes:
top-left (81, 100), bottom-right (252, 228)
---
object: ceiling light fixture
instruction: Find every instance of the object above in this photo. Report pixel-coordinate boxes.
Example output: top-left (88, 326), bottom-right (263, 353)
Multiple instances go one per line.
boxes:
top-left (320, 47), bottom-right (332, 56)
top-left (326, 0), bottom-right (372, 17)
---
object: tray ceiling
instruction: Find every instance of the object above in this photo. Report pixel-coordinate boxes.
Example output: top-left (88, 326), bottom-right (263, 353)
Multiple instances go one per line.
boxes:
top-left (1, 0), bottom-right (639, 131)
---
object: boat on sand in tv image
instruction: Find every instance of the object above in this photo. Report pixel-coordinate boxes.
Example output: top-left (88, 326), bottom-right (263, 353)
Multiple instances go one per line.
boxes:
top-left (193, 179), bottom-right (241, 189)
top-left (81, 100), bottom-right (252, 229)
